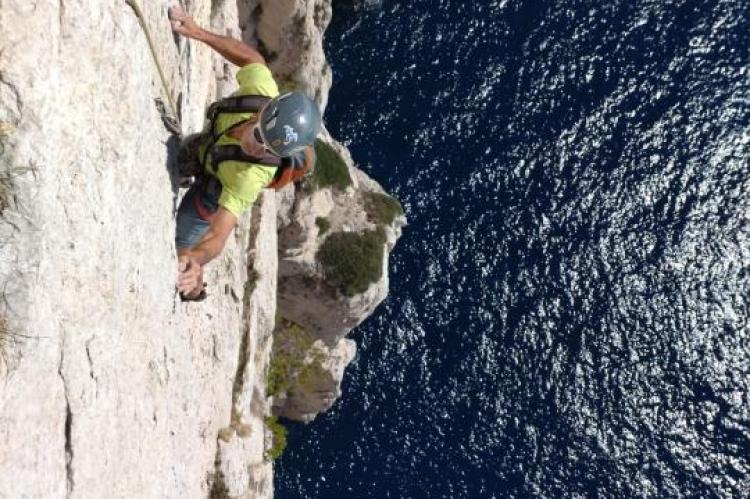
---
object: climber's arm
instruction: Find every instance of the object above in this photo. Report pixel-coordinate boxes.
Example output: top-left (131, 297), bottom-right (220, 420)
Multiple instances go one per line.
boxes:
top-left (177, 207), bottom-right (237, 295)
top-left (169, 5), bottom-right (265, 67)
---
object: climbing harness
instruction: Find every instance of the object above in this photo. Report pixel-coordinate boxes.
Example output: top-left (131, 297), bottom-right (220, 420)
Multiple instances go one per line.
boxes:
top-left (200, 96), bottom-right (284, 174)
top-left (182, 94), bottom-right (313, 221)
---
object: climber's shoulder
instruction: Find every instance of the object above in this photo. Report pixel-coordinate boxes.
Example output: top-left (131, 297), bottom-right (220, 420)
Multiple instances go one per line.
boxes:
top-left (235, 63), bottom-right (279, 98)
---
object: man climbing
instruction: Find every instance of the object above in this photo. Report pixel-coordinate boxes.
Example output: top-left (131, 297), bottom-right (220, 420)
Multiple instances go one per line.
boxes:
top-left (169, 5), bottom-right (321, 301)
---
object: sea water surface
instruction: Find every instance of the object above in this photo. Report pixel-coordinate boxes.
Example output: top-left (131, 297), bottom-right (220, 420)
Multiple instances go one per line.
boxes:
top-left (276, 1), bottom-right (750, 497)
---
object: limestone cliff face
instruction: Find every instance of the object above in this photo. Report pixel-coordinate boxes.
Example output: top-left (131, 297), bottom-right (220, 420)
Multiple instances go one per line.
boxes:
top-left (0, 1), bottom-right (275, 496)
top-left (0, 0), bottom-right (403, 496)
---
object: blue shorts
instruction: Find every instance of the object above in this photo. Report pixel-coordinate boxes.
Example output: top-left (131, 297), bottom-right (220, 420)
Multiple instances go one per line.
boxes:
top-left (175, 183), bottom-right (211, 249)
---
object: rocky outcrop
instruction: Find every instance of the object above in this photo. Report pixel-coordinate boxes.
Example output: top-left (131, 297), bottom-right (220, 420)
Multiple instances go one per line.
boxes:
top-left (272, 337), bottom-right (356, 422)
top-left (276, 140), bottom-right (404, 346)
top-left (270, 135), bottom-right (405, 421)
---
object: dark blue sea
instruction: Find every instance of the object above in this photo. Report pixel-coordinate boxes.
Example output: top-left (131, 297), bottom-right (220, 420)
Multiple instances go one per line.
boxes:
top-left (275, 0), bottom-right (750, 497)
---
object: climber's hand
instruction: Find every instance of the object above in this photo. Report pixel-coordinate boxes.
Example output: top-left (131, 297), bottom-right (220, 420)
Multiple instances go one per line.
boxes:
top-left (169, 5), bottom-right (201, 39)
top-left (177, 255), bottom-right (203, 296)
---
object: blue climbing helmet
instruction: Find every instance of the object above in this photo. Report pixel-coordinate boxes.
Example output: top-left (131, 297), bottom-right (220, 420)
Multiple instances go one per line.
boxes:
top-left (257, 91), bottom-right (322, 157)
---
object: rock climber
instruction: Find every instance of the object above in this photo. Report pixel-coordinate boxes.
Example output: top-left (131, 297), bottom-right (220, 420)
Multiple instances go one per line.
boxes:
top-left (168, 5), bottom-right (321, 301)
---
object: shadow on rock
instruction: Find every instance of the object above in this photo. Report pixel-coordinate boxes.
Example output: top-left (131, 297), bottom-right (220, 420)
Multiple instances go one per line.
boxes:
top-left (164, 133), bottom-right (182, 215)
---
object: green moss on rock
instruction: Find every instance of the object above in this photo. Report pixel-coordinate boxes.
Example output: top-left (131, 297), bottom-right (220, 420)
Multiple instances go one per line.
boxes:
top-left (264, 416), bottom-right (288, 461)
top-left (267, 319), bottom-right (326, 397)
top-left (317, 228), bottom-right (386, 296)
top-left (310, 139), bottom-right (352, 191)
top-left (315, 217), bottom-right (331, 235)
top-left (363, 191), bottom-right (404, 226)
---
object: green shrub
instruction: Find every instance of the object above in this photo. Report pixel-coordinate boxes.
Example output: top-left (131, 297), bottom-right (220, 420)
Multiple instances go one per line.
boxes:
top-left (267, 321), bottom-right (309, 396)
top-left (266, 349), bottom-right (298, 397)
top-left (315, 217), bottom-right (331, 236)
top-left (266, 350), bottom-right (298, 397)
top-left (264, 416), bottom-right (288, 461)
top-left (267, 319), bottom-right (326, 397)
top-left (297, 355), bottom-right (327, 391)
top-left (317, 228), bottom-right (386, 296)
top-left (362, 191), bottom-right (404, 226)
top-left (310, 139), bottom-right (351, 191)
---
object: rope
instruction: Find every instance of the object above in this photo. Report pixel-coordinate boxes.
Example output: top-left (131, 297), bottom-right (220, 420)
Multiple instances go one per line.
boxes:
top-left (125, 0), bottom-right (181, 132)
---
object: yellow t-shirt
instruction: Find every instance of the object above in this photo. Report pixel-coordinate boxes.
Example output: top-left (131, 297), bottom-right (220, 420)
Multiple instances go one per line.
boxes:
top-left (202, 63), bottom-right (279, 217)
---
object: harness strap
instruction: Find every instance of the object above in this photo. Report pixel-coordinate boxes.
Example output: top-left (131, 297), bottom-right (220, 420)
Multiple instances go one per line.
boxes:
top-left (193, 93), bottom-right (306, 211)
top-left (202, 94), bottom-right (275, 172)
top-left (200, 120), bottom-right (247, 173)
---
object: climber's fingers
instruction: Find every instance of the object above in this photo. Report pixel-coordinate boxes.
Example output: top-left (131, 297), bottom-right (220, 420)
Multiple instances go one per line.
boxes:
top-left (177, 255), bottom-right (202, 294)
top-left (168, 5), bottom-right (198, 37)
top-left (168, 5), bottom-right (189, 23)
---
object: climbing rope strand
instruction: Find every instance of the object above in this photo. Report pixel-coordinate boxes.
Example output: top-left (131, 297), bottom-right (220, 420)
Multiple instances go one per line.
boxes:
top-left (125, 0), bottom-right (180, 131)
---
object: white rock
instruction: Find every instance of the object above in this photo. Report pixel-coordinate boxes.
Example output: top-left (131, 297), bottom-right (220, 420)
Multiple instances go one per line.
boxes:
top-left (0, 1), bottom-right (274, 497)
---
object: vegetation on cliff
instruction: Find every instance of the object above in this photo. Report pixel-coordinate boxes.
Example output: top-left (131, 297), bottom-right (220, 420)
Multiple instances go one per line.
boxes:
top-left (264, 318), bottom-right (329, 460)
top-left (362, 191), bottom-right (404, 226)
top-left (310, 139), bottom-right (352, 191)
top-left (315, 216), bottom-right (331, 235)
top-left (267, 318), bottom-right (326, 397)
top-left (317, 228), bottom-right (386, 296)
top-left (264, 416), bottom-right (288, 461)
